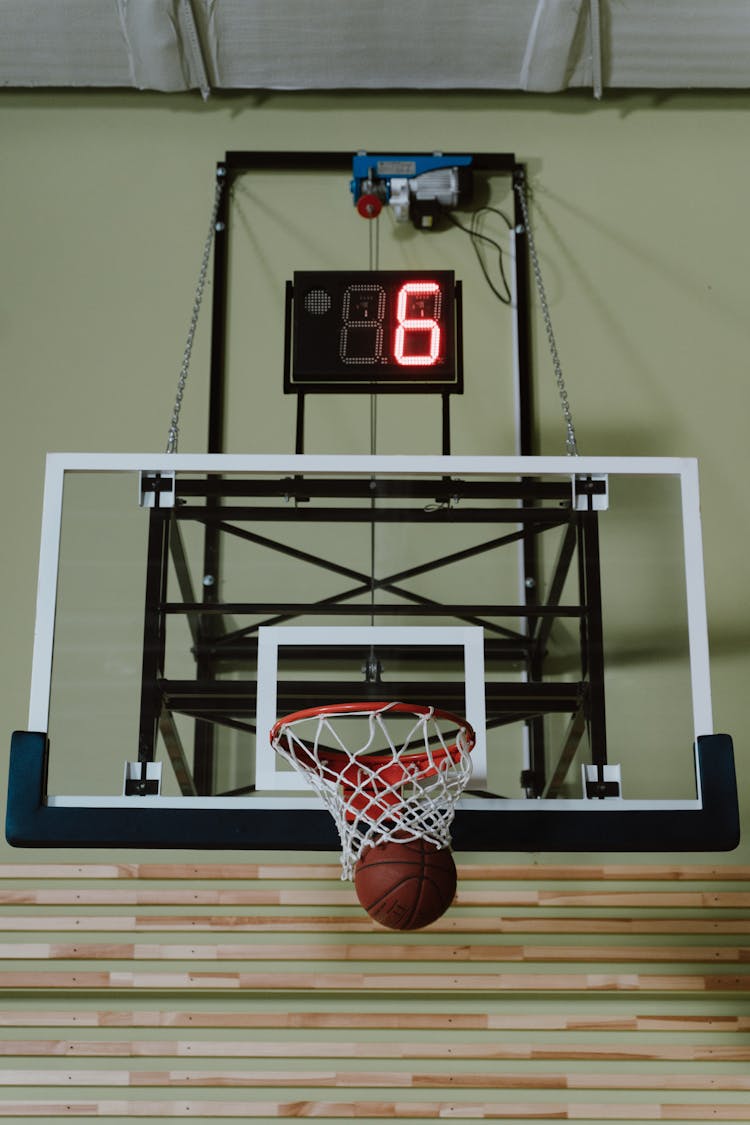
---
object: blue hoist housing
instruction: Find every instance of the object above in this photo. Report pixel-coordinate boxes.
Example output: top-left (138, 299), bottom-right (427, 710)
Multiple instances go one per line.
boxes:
top-left (350, 152), bottom-right (474, 227)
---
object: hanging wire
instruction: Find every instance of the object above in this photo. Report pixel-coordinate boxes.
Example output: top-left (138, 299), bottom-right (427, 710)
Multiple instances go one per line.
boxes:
top-left (514, 176), bottom-right (579, 456)
top-left (368, 214), bottom-right (380, 650)
top-left (165, 168), bottom-right (226, 453)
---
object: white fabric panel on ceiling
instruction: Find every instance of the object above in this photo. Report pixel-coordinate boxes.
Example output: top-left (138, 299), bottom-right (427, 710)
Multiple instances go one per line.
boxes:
top-left (604, 1), bottom-right (750, 88)
top-left (117, 0), bottom-right (212, 95)
top-left (209, 0), bottom-right (535, 90)
top-left (0, 0), bottom-right (130, 87)
top-left (1, 0), bottom-right (749, 93)
top-left (519, 0), bottom-right (591, 92)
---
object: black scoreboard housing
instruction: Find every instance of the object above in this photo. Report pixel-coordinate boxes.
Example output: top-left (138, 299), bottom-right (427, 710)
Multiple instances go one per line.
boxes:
top-left (284, 269), bottom-right (463, 394)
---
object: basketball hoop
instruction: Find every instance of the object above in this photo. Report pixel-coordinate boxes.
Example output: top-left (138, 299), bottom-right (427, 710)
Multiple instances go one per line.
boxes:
top-left (269, 701), bottom-right (475, 879)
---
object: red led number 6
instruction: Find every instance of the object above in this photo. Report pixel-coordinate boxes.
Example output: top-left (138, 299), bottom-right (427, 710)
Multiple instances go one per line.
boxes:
top-left (394, 282), bottom-right (441, 367)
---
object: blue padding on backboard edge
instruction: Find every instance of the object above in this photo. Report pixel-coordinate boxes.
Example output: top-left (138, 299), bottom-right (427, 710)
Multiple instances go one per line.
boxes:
top-left (453, 733), bottom-right (739, 853)
top-left (4, 731), bottom-right (340, 851)
top-left (5, 730), bottom-right (740, 852)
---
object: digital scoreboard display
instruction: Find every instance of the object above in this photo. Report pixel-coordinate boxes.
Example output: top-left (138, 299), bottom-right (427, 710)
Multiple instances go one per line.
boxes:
top-left (285, 270), bottom-right (461, 393)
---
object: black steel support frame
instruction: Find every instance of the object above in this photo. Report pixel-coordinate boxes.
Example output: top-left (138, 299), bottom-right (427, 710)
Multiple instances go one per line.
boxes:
top-left (133, 476), bottom-right (604, 764)
top-left (188, 150), bottom-right (546, 797)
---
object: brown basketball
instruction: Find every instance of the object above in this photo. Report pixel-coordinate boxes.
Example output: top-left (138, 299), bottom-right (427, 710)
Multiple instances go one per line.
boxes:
top-left (353, 838), bottom-right (457, 930)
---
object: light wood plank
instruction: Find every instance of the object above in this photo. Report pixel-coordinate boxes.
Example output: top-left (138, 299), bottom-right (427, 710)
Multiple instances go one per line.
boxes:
top-left (2, 1069), bottom-right (750, 1091)
top-left (1, 968), bottom-right (749, 991)
top-left (1, 1098), bottom-right (750, 1118)
top-left (453, 864), bottom-right (750, 884)
top-left (2, 888), bottom-right (749, 907)
top-left (2, 862), bottom-right (750, 881)
top-left (1, 940), bottom-right (749, 965)
top-left (0, 1010), bottom-right (748, 1032)
top-left (2, 914), bottom-right (748, 935)
top-left (1, 1039), bottom-right (748, 1061)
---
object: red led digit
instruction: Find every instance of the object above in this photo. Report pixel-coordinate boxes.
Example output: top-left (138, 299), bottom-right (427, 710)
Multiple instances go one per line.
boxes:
top-left (394, 281), bottom-right (442, 366)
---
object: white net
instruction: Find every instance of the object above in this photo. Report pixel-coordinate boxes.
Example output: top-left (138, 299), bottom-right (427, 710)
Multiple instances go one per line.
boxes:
top-left (270, 701), bottom-right (475, 879)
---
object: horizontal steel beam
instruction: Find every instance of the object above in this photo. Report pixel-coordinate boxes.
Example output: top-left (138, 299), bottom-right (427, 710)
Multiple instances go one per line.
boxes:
top-left (172, 476), bottom-right (606, 502)
top-left (163, 601), bottom-right (587, 617)
top-left (175, 505), bottom-right (573, 525)
top-left (159, 678), bottom-right (585, 717)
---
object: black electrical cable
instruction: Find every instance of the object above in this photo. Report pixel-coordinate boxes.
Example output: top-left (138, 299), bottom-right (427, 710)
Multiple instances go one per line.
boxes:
top-left (446, 206), bottom-right (514, 305)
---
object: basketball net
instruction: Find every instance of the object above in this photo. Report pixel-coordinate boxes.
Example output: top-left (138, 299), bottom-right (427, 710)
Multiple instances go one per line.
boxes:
top-left (270, 701), bottom-right (475, 880)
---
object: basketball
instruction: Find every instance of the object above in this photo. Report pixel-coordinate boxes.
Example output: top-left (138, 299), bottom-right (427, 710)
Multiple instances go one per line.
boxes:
top-left (353, 838), bottom-right (458, 930)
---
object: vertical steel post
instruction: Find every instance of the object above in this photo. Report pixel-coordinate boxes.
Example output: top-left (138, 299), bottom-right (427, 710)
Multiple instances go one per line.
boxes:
top-left (512, 167), bottom-right (546, 795)
top-left (578, 506), bottom-right (608, 780)
top-left (137, 508), bottom-right (170, 766)
top-left (193, 162), bottom-right (231, 795)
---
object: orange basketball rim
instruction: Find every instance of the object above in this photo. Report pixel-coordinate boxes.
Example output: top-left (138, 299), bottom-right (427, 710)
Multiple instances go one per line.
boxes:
top-left (270, 701), bottom-right (476, 820)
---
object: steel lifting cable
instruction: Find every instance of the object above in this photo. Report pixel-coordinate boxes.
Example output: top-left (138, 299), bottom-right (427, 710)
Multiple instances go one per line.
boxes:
top-left (165, 168), bottom-right (226, 453)
top-left (368, 213), bottom-right (380, 656)
top-left (514, 175), bottom-right (579, 456)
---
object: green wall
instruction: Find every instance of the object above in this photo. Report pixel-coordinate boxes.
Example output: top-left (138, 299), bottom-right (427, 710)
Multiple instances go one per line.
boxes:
top-left (0, 89), bottom-right (747, 862)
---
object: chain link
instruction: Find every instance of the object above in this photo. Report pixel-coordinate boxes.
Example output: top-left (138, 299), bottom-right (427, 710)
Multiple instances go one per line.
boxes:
top-left (165, 169), bottom-right (226, 453)
top-left (514, 177), bottom-right (579, 456)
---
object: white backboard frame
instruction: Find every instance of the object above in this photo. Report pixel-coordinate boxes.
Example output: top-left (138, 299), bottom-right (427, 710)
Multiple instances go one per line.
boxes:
top-left (25, 452), bottom-right (714, 813)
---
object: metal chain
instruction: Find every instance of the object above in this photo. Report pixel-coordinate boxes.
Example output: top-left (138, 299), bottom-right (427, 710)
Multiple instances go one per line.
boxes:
top-left (165, 169), bottom-right (226, 453)
top-left (514, 177), bottom-right (579, 456)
